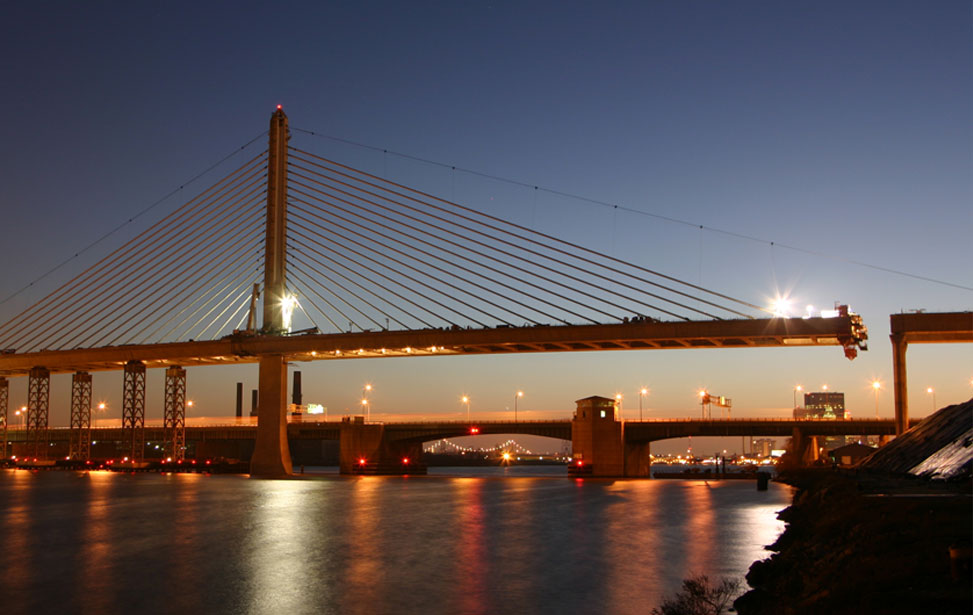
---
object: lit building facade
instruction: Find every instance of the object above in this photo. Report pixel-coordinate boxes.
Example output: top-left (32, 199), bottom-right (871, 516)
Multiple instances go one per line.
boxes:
top-left (795, 391), bottom-right (847, 420)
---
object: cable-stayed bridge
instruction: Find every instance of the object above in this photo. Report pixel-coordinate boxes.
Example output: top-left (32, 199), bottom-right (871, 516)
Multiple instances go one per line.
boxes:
top-left (0, 108), bottom-right (882, 476)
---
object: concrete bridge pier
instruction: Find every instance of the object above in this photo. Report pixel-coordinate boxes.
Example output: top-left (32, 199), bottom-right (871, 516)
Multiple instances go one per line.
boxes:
top-left (570, 396), bottom-right (628, 477)
top-left (788, 428), bottom-right (823, 466)
top-left (624, 440), bottom-right (652, 477)
top-left (339, 419), bottom-right (425, 475)
top-left (250, 354), bottom-right (293, 477)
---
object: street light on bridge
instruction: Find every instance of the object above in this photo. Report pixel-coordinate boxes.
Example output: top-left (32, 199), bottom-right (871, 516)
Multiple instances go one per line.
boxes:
top-left (362, 384), bottom-right (372, 421)
top-left (793, 385), bottom-right (803, 409)
top-left (639, 387), bottom-right (648, 421)
top-left (615, 393), bottom-right (623, 419)
top-left (462, 395), bottom-right (470, 423)
top-left (926, 387), bottom-right (936, 413)
top-left (515, 391), bottom-right (523, 422)
top-left (871, 380), bottom-right (881, 419)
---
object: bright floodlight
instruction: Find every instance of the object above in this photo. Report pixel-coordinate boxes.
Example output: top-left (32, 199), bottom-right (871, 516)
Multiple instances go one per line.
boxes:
top-left (772, 296), bottom-right (791, 317)
top-left (281, 294), bottom-right (298, 332)
top-left (872, 381), bottom-right (881, 390)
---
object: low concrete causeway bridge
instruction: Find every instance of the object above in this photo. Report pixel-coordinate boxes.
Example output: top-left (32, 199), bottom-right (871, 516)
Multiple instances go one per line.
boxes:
top-left (0, 108), bottom-right (966, 476)
top-left (5, 412), bottom-right (908, 477)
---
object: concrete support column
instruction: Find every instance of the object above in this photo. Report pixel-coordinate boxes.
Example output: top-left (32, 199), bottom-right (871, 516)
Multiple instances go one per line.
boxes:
top-left (163, 366), bottom-right (187, 461)
top-left (27, 367), bottom-right (50, 459)
top-left (624, 439), bottom-right (652, 477)
top-left (69, 372), bottom-right (92, 460)
top-left (891, 332), bottom-right (909, 435)
top-left (790, 427), bottom-right (808, 466)
top-left (250, 354), bottom-right (292, 477)
top-left (808, 436), bottom-right (820, 463)
top-left (122, 360), bottom-right (146, 462)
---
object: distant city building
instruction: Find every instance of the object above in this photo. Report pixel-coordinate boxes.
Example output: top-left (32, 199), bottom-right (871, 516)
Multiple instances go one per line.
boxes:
top-left (752, 438), bottom-right (776, 457)
top-left (795, 391), bottom-right (847, 420)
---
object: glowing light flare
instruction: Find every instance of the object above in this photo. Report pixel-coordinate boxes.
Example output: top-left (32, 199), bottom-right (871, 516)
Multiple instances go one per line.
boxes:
top-left (281, 294), bottom-right (298, 332)
top-left (771, 296), bottom-right (792, 317)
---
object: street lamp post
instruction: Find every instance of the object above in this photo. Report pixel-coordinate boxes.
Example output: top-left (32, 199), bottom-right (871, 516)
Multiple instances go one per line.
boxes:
top-left (793, 385), bottom-right (803, 410)
top-left (515, 391), bottom-right (523, 422)
top-left (926, 387), bottom-right (935, 412)
top-left (871, 381), bottom-right (881, 418)
top-left (615, 393), bottom-right (622, 419)
top-left (639, 387), bottom-right (648, 421)
top-left (362, 384), bottom-right (372, 422)
top-left (462, 396), bottom-right (470, 423)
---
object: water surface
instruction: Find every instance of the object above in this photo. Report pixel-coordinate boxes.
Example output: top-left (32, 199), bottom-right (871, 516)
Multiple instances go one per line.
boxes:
top-left (0, 468), bottom-right (791, 614)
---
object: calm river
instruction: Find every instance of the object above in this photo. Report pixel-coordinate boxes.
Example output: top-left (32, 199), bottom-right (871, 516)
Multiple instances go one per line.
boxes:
top-left (0, 466), bottom-right (791, 615)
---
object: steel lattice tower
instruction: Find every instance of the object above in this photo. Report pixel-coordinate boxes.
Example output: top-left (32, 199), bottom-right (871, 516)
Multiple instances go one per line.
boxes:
top-left (121, 360), bottom-right (146, 462)
top-left (27, 367), bottom-right (50, 458)
top-left (0, 377), bottom-right (8, 460)
top-left (69, 372), bottom-right (92, 460)
top-left (163, 366), bottom-right (187, 461)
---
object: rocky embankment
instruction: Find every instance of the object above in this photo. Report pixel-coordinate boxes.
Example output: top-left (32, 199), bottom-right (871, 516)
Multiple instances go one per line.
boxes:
top-left (734, 399), bottom-right (972, 615)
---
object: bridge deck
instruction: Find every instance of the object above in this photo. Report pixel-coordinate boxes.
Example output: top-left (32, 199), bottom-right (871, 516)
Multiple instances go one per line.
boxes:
top-left (0, 315), bottom-right (864, 376)
top-left (10, 417), bottom-right (904, 445)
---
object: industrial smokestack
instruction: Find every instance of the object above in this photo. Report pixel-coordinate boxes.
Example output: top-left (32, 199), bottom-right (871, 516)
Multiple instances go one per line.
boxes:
top-left (292, 371), bottom-right (302, 406)
top-left (235, 382), bottom-right (243, 418)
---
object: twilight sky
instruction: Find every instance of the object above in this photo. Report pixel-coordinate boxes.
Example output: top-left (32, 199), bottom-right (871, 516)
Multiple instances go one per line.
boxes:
top-left (0, 2), bottom-right (969, 453)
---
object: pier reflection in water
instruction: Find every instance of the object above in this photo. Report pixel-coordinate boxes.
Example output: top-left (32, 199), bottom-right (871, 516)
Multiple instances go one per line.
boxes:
top-left (0, 469), bottom-right (791, 615)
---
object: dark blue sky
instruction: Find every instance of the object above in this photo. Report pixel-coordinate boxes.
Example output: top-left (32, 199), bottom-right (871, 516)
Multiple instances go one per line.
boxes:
top-left (1, 2), bottom-right (969, 451)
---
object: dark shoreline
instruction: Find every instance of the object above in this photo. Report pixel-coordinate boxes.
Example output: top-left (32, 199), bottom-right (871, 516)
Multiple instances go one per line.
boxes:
top-left (734, 469), bottom-right (972, 614)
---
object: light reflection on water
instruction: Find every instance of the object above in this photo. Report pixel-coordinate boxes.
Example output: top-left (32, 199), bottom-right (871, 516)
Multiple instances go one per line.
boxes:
top-left (0, 468), bottom-right (790, 615)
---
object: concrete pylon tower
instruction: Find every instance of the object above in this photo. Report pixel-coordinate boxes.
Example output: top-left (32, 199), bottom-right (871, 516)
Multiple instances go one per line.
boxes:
top-left (262, 106), bottom-right (289, 334)
top-left (251, 106), bottom-right (294, 478)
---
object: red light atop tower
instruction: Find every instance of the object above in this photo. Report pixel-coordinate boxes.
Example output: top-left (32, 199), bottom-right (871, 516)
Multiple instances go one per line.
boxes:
top-left (469, 426), bottom-right (480, 434)
top-left (401, 457), bottom-right (410, 465)
top-left (276, 104), bottom-right (282, 110)
top-left (358, 458), bottom-right (367, 465)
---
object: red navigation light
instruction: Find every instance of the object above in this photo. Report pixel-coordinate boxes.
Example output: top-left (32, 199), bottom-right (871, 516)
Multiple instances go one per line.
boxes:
top-left (276, 104), bottom-right (282, 110)
top-left (402, 457), bottom-right (410, 465)
top-left (469, 426), bottom-right (480, 434)
top-left (191, 459), bottom-right (197, 465)
top-left (576, 460), bottom-right (584, 467)
top-left (358, 458), bottom-right (367, 465)
top-left (205, 460), bottom-right (211, 465)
